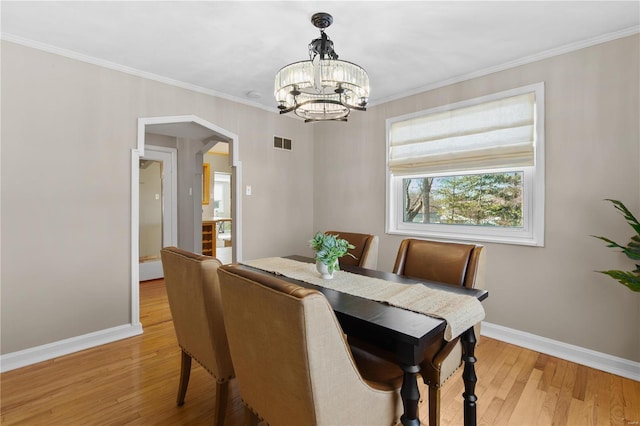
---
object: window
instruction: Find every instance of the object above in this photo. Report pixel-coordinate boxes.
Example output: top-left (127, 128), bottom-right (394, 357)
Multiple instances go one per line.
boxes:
top-left (386, 83), bottom-right (545, 246)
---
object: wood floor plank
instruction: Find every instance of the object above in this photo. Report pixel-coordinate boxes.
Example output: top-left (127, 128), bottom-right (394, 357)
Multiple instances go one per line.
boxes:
top-left (551, 360), bottom-right (578, 426)
top-left (474, 342), bottom-right (519, 421)
top-left (622, 377), bottom-right (640, 425)
top-left (1, 279), bottom-right (638, 426)
top-left (508, 368), bottom-right (547, 425)
top-left (478, 396), bottom-right (505, 426)
top-left (533, 353), bottom-right (548, 389)
top-left (536, 384), bottom-right (560, 425)
top-left (550, 357), bottom-right (569, 389)
top-left (497, 350), bottom-right (538, 425)
top-left (566, 396), bottom-right (591, 426)
top-left (493, 348), bottom-right (523, 401)
top-left (572, 364), bottom-right (588, 401)
top-left (538, 354), bottom-right (557, 393)
top-left (583, 368), bottom-right (603, 426)
top-left (610, 375), bottom-right (628, 425)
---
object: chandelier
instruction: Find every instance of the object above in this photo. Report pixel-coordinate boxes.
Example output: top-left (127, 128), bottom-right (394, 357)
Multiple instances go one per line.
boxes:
top-left (274, 12), bottom-right (370, 123)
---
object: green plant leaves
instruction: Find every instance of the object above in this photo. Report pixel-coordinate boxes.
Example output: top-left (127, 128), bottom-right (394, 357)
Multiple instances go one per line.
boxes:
top-left (592, 199), bottom-right (640, 292)
top-left (309, 232), bottom-right (356, 272)
top-left (606, 199), bottom-right (640, 235)
top-left (596, 269), bottom-right (640, 292)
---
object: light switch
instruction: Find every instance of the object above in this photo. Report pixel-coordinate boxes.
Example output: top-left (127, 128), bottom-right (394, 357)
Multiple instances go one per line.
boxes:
top-left (246, 185), bottom-right (252, 196)
top-left (155, 194), bottom-right (160, 200)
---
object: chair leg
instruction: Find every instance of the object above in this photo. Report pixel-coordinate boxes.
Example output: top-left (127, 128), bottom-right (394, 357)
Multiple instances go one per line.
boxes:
top-left (176, 350), bottom-right (192, 406)
top-left (428, 385), bottom-right (441, 426)
top-left (213, 381), bottom-right (230, 426)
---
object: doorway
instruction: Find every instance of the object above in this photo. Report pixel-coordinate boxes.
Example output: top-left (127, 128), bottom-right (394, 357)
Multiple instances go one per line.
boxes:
top-left (213, 172), bottom-right (232, 259)
top-left (203, 142), bottom-right (233, 264)
top-left (138, 146), bottom-right (177, 281)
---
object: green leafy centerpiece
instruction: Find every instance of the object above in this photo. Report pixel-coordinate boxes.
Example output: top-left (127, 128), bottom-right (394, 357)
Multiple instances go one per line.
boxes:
top-left (309, 232), bottom-right (355, 279)
top-left (592, 199), bottom-right (640, 292)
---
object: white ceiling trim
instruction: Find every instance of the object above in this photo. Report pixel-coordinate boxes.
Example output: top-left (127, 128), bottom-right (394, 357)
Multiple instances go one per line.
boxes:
top-left (0, 32), bottom-right (281, 115)
top-left (3, 24), bottom-right (639, 112)
top-left (369, 25), bottom-right (640, 107)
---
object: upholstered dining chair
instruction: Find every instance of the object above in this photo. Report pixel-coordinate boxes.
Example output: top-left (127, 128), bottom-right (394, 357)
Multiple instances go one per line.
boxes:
top-left (325, 231), bottom-right (379, 269)
top-left (393, 238), bottom-right (485, 426)
top-left (217, 263), bottom-right (406, 426)
top-left (160, 247), bottom-right (234, 426)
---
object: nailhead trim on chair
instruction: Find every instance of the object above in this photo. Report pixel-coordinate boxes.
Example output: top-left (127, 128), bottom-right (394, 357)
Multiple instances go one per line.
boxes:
top-left (423, 366), bottom-right (461, 389)
top-left (180, 346), bottom-right (234, 383)
top-left (242, 399), bottom-right (267, 424)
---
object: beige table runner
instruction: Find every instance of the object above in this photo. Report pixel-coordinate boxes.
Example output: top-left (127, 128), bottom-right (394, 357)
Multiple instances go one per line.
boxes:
top-left (241, 257), bottom-right (485, 341)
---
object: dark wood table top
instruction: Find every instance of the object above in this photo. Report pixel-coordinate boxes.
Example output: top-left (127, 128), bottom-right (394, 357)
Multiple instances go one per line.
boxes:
top-left (239, 255), bottom-right (488, 365)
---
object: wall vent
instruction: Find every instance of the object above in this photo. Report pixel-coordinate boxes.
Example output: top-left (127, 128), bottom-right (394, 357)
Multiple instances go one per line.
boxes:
top-left (273, 136), bottom-right (292, 151)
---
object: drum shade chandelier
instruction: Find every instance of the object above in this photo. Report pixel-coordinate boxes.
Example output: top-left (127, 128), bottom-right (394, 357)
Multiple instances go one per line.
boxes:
top-left (274, 12), bottom-right (370, 123)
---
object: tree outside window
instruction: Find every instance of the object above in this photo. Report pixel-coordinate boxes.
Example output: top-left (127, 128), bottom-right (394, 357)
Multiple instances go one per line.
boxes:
top-left (403, 172), bottom-right (523, 227)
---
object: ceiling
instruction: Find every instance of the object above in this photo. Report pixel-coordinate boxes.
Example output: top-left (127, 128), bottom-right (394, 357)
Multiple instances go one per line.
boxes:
top-left (2, 1), bottom-right (639, 113)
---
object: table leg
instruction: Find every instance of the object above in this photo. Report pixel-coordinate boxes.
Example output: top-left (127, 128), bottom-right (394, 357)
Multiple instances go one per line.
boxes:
top-left (399, 363), bottom-right (421, 426)
top-left (461, 327), bottom-right (478, 426)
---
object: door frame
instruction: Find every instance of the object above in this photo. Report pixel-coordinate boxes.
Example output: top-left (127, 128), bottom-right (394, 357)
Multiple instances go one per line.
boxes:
top-left (139, 146), bottom-right (177, 281)
top-left (131, 115), bottom-right (241, 328)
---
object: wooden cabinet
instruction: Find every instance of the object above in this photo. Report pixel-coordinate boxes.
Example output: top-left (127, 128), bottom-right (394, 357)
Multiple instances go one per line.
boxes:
top-left (202, 220), bottom-right (216, 257)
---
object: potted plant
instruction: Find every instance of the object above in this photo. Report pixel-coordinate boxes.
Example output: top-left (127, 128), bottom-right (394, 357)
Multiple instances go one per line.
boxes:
top-left (592, 199), bottom-right (640, 292)
top-left (309, 232), bottom-right (356, 279)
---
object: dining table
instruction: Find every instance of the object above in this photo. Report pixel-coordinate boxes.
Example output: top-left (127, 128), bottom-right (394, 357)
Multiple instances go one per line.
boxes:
top-left (239, 255), bottom-right (489, 426)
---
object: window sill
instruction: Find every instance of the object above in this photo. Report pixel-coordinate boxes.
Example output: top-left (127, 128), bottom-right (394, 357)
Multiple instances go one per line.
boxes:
top-left (386, 227), bottom-right (544, 247)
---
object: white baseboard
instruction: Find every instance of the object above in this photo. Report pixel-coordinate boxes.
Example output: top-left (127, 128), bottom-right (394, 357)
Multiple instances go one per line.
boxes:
top-left (2, 321), bottom-right (638, 381)
top-left (0, 323), bottom-right (143, 373)
top-left (481, 322), bottom-right (640, 381)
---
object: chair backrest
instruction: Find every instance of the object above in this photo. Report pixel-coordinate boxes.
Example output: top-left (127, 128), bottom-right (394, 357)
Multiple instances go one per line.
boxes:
top-left (325, 231), bottom-right (379, 269)
top-left (160, 247), bottom-right (234, 382)
top-left (217, 264), bottom-right (401, 425)
top-left (392, 239), bottom-right (485, 289)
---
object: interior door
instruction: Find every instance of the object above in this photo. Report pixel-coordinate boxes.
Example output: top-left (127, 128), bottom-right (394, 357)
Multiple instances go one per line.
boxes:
top-left (139, 147), bottom-right (175, 281)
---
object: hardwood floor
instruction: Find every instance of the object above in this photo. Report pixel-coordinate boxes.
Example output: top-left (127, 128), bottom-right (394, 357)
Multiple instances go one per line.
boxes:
top-left (1, 279), bottom-right (638, 425)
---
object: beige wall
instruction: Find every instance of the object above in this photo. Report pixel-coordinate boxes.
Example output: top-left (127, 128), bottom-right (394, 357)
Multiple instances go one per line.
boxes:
top-left (0, 41), bottom-right (314, 354)
top-left (313, 35), bottom-right (640, 362)
top-left (2, 34), bottom-right (639, 364)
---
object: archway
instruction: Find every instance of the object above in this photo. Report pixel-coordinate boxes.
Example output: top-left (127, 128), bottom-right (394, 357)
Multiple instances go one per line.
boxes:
top-left (130, 115), bottom-right (241, 328)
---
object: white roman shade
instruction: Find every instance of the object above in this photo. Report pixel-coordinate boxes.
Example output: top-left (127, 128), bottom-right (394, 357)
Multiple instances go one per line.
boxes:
top-left (389, 92), bottom-right (536, 175)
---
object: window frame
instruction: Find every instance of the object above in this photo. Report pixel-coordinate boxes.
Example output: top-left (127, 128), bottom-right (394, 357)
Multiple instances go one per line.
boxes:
top-left (385, 83), bottom-right (545, 247)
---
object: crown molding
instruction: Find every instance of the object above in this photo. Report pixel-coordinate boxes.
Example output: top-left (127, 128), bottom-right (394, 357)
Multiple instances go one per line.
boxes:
top-left (369, 25), bottom-right (640, 107)
top-left (2, 25), bottom-right (638, 115)
top-left (0, 33), bottom-right (281, 115)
